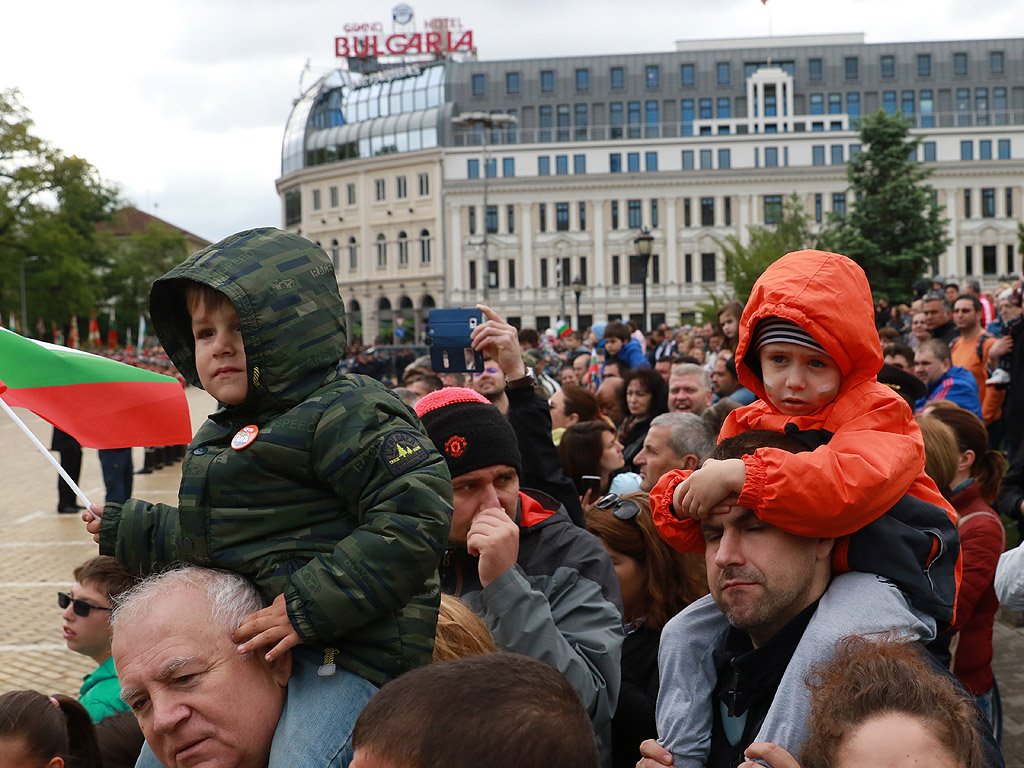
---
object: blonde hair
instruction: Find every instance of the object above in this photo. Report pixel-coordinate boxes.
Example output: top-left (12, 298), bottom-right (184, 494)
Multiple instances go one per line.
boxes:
top-left (433, 594), bottom-right (498, 663)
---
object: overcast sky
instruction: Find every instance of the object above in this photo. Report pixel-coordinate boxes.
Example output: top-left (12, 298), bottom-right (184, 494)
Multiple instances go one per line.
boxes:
top-left (3, 0), bottom-right (1022, 244)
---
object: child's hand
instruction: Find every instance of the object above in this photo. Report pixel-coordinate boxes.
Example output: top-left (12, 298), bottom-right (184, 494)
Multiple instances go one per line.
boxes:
top-left (739, 742), bottom-right (801, 768)
top-left (83, 504), bottom-right (104, 543)
top-left (672, 459), bottom-right (746, 520)
top-left (233, 593), bottom-right (301, 662)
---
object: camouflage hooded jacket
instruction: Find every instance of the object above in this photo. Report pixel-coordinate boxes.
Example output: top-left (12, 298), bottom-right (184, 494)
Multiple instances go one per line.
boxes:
top-left (99, 228), bottom-right (453, 684)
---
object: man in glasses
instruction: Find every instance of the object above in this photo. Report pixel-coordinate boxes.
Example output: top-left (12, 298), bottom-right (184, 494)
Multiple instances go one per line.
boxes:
top-left (60, 555), bottom-right (136, 721)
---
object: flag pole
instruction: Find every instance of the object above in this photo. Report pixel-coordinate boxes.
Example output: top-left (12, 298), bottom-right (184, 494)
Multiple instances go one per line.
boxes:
top-left (0, 398), bottom-right (93, 509)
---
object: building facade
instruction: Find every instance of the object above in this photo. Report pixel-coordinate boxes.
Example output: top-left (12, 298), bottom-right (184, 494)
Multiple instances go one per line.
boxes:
top-left (276, 33), bottom-right (1024, 341)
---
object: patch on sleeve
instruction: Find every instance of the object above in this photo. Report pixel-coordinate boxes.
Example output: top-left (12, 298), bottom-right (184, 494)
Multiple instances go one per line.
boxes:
top-left (380, 430), bottom-right (432, 477)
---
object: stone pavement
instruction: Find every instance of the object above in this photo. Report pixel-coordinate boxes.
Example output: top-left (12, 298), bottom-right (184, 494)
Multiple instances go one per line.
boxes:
top-left (1, 386), bottom-right (1023, 763)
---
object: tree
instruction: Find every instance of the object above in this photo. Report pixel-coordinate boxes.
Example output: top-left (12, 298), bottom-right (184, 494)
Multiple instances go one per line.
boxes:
top-left (713, 193), bottom-right (824, 306)
top-left (828, 110), bottom-right (949, 301)
top-left (0, 89), bottom-right (119, 335)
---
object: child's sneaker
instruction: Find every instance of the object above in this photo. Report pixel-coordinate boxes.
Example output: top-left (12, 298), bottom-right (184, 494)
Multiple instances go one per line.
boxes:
top-left (986, 368), bottom-right (1011, 387)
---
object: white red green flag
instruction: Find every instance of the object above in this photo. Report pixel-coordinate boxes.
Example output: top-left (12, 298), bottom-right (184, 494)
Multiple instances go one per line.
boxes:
top-left (0, 327), bottom-right (191, 449)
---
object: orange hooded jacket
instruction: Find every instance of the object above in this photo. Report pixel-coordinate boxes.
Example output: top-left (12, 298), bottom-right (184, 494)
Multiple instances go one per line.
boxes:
top-left (652, 250), bottom-right (962, 626)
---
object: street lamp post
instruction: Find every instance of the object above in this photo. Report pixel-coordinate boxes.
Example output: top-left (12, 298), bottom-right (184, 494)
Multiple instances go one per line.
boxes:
top-left (633, 227), bottom-right (654, 333)
top-left (19, 255), bottom-right (39, 336)
top-left (451, 112), bottom-right (518, 305)
top-left (571, 275), bottom-right (585, 331)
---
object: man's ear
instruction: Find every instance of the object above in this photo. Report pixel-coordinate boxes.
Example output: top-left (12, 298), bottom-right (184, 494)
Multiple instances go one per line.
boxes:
top-left (681, 454), bottom-right (699, 472)
top-left (815, 537), bottom-right (836, 562)
top-left (46, 758), bottom-right (64, 768)
top-left (268, 648), bottom-right (292, 689)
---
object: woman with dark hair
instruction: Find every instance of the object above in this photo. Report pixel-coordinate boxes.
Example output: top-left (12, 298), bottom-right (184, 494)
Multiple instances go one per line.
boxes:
top-left (717, 302), bottom-right (744, 354)
top-left (558, 420), bottom-right (641, 501)
top-left (921, 401), bottom-right (1007, 736)
top-left (586, 493), bottom-right (707, 768)
top-left (617, 368), bottom-right (668, 473)
top-left (549, 385), bottom-right (603, 445)
top-left (0, 690), bottom-right (102, 768)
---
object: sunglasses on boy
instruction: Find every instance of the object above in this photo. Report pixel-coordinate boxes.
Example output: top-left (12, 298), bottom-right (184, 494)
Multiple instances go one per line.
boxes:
top-left (596, 493), bottom-right (641, 521)
top-left (58, 591), bottom-right (111, 618)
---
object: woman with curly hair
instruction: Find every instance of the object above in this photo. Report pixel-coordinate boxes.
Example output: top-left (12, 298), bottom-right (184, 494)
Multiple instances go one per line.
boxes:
top-left (586, 492), bottom-right (707, 768)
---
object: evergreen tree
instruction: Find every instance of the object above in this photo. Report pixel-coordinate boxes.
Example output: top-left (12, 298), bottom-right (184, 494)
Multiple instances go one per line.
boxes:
top-left (828, 110), bottom-right (949, 301)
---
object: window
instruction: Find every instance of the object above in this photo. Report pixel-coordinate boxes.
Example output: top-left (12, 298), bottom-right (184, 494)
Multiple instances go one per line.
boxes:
top-left (700, 149), bottom-right (713, 170)
top-left (348, 237), bottom-right (358, 270)
top-left (724, 197), bottom-right (731, 226)
top-left (684, 253), bottom-right (693, 283)
top-left (917, 54), bottom-right (931, 77)
top-left (923, 141), bottom-right (936, 162)
top-left (329, 186), bottom-right (338, 208)
top-left (505, 205), bottom-right (514, 235)
top-left (880, 55), bottom-right (895, 78)
top-left (645, 65), bottom-right (660, 88)
top-left (845, 56), bottom-right (859, 79)
top-left (956, 88), bottom-right (971, 126)
top-left (998, 139), bottom-right (1011, 159)
top-left (469, 262), bottom-right (477, 291)
top-left (611, 201), bottom-right (619, 230)
top-left (538, 203), bottom-right (546, 232)
top-left (471, 74), bottom-right (486, 96)
top-left (832, 193), bottom-right (846, 216)
top-left (983, 245), bottom-right (998, 275)
top-left (701, 252), bottom-right (716, 283)
top-left (417, 173), bottom-right (429, 196)
top-left (963, 189), bottom-right (972, 218)
top-left (763, 195), bottom-right (783, 225)
top-left (329, 239), bottom-right (339, 270)
top-left (347, 183), bottom-right (357, 205)
top-left (825, 93), bottom-right (840, 115)
top-left (990, 51), bottom-right (1004, 75)
top-left (718, 148), bottom-right (731, 169)
top-left (502, 158), bottom-right (515, 177)
top-left (808, 58), bottom-right (822, 81)
top-left (994, 87), bottom-right (1008, 125)
top-left (556, 202), bottom-right (570, 231)
top-left (961, 141), bottom-right (973, 161)
top-left (609, 101), bottom-right (624, 139)
top-left (395, 176), bottom-right (407, 199)
top-left (539, 259), bottom-right (547, 288)
top-left (717, 97), bottom-right (731, 119)
top-left (375, 234), bottom-right (387, 268)
top-left (557, 104), bottom-right (570, 141)
top-left (684, 199), bottom-right (691, 227)
top-left (980, 140), bottom-right (992, 160)
top-left (901, 90), bottom-right (914, 116)
top-left (312, 189), bottom-right (321, 210)
top-left (814, 193), bottom-right (822, 223)
top-left (954, 53), bottom-right (968, 76)
top-left (397, 231), bottom-right (409, 266)
top-left (699, 98), bottom-right (713, 119)
top-left (701, 197), bottom-right (714, 227)
top-left (611, 255), bottom-right (619, 285)
top-left (610, 66), bottom-right (624, 89)
top-left (850, 143), bottom-right (861, 159)
top-left (506, 72), bottom-right (520, 95)
top-left (830, 145), bottom-right (843, 164)
top-left (541, 70), bottom-right (555, 92)
top-left (645, 151), bottom-right (658, 172)
top-left (374, 178), bottom-right (385, 201)
top-left (680, 63), bottom-right (694, 86)
top-left (717, 62), bottom-right (730, 85)
top-left (573, 154), bottom-right (586, 174)
top-left (467, 159), bottom-right (479, 179)
top-left (681, 150), bottom-right (694, 170)
top-left (556, 155), bottom-right (569, 175)
top-left (610, 153), bottom-right (622, 173)
top-left (965, 245), bottom-right (973, 275)
top-left (575, 103), bottom-right (588, 139)
top-left (484, 205), bottom-right (497, 234)
top-left (883, 91), bottom-right (897, 115)
top-left (650, 200), bottom-right (658, 229)
top-left (538, 156), bottom-right (550, 175)
top-left (919, 90), bottom-right (934, 127)
top-left (579, 202), bottom-right (587, 231)
top-left (1007, 188), bottom-right (1014, 218)
top-left (628, 200), bottom-right (642, 229)
top-left (976, 87), bottom-right (989, 126)
top-left (508, 260), bottom-right (516, 289)
top-left (982, 188), bottom-right (996, 218)
top-left (468, 206), bottom-right (476, 234)
top-left (812, 145), bottom-right (826, 166)
top-left (681, 99), bottom-right (694, 136)
top-left (627, 152), bottom-right (640, 172)
top-left (847, 92), bottom-right (861, 121)
top-left (628, 101), bottom-right (642, 138)
top-left (765, 147), bottom-right (779, 167)
top-left (1009, 245), bottom-right (1017, 274)
top-left (810, 94), bottom-right (824, 115)
top-left (645, 100), bottom-right (659, 137)
top-left (576, 68), bottom-right (589, 91)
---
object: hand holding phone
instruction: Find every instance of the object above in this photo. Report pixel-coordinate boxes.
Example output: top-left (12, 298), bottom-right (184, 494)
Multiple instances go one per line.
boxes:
top-left (427, 308), bottom-right (485, 373)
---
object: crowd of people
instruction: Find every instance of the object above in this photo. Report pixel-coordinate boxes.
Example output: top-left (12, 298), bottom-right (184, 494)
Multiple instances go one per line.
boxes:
top-left (10, 229), bottom-right (1024, 768)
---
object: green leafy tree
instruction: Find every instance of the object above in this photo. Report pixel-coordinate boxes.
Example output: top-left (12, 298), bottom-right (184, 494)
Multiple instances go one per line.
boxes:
top-left (0, 89), bottom-right (119, 335)
top-left (827, 110), bottom-right (949, 301)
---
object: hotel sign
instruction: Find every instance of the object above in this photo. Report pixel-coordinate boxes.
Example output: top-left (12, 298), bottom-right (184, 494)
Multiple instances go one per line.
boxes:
top-left (336, 16), bottom-right (473, 59)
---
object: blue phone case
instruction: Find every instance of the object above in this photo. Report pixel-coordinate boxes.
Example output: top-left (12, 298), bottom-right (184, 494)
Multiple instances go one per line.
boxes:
top-left (427, 308), bottom-right (485, 373)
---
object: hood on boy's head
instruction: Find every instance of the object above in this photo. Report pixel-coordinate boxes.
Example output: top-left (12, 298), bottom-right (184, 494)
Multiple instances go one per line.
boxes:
top-left (148, 227), bottom-right (348, 409)
top-left (734, 250), bottom-right (882, 403)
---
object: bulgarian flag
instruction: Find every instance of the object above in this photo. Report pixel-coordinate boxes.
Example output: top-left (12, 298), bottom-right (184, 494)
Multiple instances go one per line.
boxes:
top-left (556, 321), bottom-right (572, 339)
top-left (0, 326), bottom-right (192, 449)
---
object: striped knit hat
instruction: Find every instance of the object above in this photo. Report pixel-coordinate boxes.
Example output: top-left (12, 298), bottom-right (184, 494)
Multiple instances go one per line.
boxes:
top-left (415, 387), bottom-right (523, 479)
top-left (752, 318), bottom-right (826, 354)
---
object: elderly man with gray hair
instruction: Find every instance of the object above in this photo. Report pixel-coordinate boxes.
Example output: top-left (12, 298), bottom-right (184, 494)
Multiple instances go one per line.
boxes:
top-left (666, 363), bottom-right (714, 416)
top-left (633, 412), bottom-right (714, 493)
top-left (112, 566), bottom-right (375, 768)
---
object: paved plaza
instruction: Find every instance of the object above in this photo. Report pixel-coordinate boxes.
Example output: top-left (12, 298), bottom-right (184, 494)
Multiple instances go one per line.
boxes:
top-left (1, 385), bottom-right (1022, 763)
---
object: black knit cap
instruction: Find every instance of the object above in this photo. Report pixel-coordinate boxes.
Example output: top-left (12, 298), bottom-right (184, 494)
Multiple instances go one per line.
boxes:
top-left (414, 387), bottom-right (523, 479)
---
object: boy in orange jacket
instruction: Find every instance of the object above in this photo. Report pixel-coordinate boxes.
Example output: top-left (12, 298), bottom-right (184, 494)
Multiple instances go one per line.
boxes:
top-left (650, 250), bottom-right (961, 765)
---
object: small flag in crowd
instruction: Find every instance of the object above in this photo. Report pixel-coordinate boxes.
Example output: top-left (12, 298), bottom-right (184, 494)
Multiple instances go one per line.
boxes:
top-left (588, 347), bottom-right (601, 390)
top-left (557, 321), bottom-right (572, 339)
top-left (88, 310), bottom-right (101, 348)
top-left (69, 315), bottom-right (80, 349)
top-left (0, 327), bottom-right (191, 449)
